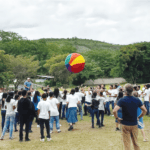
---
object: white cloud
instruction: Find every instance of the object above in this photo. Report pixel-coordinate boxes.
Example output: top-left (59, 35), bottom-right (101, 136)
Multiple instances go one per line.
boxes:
top-left (0, 0), bottom-right (150, 44)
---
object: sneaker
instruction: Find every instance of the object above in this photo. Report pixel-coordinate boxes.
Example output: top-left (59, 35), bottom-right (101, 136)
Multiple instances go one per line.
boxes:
top-left (29, 130), bottom-right (33, 133)
top-left (9, 136), bottom-right (14, 140)
top-left (68, 125), bottom-right (73, 131)
top-left (0, 136), bottom-right (4, 140)
top-left (57, 129), bottom-right (61, 133)
top-left (25, 138), bottom-right (31, 142)
top-left (37, 125), bottom-right (40, 128)
top-left (101, 124), bottom-right (105, 127)
top-left (15, 130), bottom-right (18, 132)
top-left (143, 138), bottom-right (148, 142)
top-left (47, 138), bottom-right (52, 141)
top-left (50, 130), bottom-right (53, 134)
top-left (40, 138), bottom-right (45, 142)
top-left (116, 128), bottom-right (120, 131)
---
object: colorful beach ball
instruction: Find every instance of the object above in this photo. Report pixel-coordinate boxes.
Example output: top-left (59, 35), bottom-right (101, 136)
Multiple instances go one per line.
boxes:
top-left (65, 53), bottom-right (85, 73)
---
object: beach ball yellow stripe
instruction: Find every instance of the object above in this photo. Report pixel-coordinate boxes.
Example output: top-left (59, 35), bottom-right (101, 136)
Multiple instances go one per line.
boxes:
top-left (70, 55), bottom-right (85, 66)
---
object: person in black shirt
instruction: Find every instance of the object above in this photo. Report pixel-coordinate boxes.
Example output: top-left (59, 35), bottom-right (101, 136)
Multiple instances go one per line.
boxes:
top-left (17, 90), bottom-right (32, 142)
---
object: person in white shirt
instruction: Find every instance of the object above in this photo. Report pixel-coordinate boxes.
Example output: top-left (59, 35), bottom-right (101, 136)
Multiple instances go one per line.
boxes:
top-left (14, 95), bottom-right (20, 132)
top-left (0, 93), bottom-right (7, 130)
top-left (37, 93), bottom-right (51, 142)
top-left (143, 84), bottom-right (150, 115)
top-left (0, 89), bottom-right (3, 109)
top-left (47, 92), bottom-right (61, 134)
top-left (137, 86), bottom-right (142, 101)
top-left (0, 92), bottom-right (16, 140)
top-left (75, 87), bottom-right (85, 120)
top-left (66, 89), bottom-right (80, 131)
top-left (61, 90), bottom-right (68, 120)
top-left (84, 87), bottom-right (92, 116)
top-left (98, 92), bottom-right (106, 127)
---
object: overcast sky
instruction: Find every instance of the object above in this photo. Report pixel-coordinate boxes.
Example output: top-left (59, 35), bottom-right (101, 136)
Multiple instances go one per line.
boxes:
top-left (0, 0), bottom-right (150, 45)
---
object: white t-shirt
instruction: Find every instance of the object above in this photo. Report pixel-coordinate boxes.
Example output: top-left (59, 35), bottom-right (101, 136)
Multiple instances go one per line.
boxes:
top-left (85, 91), bottom-right (92, 103)
top-left (1, 99), bottom-right (6, 110)
top-left (144, 89), bottom-right (150, 102)
top-left (108, 89), bottom-right (114, 101)
top-left (62, 94), bottom-right (68, 105)
top-left (138, 90), bottom-right (142, 101)
top-left (67, 94), bottom-right (79, 108)
top-left (5, 99), bottom-right (16, 116)
top-left (113, 89), bottom-right (119, 102)
top-left (0, 92), bottom-right (3, 100)
top-left (103, 92), bottom-right (109, 102)
top-left (142, 87), bottom-right (145, 92)
top-left (98, 97), bottom-right (105, 111)
top-left (47, 98), bottom-right (59, 116)
top-left (14, 100), bottom-right (18, 113)
top-left (75, 92), bottom-right (85, 102)
top-left (37, 101), bottom-right (50, 119)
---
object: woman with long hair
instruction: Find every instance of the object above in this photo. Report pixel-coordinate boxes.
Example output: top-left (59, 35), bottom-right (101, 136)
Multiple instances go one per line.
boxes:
top-left (0, 92), bottom-right (16, 140)
top-left (32, 91), bottom-right (41, 127)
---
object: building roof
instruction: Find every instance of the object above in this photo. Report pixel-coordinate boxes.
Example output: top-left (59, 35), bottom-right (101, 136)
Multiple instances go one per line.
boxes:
top-left (37, 75), bottom-right (54, 79)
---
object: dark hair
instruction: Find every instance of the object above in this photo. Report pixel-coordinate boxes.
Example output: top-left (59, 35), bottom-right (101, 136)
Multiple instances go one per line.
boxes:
top-left (54, 88), bottom-right (59, 98)
top-left (15, 95), bottom-right (19, 100)
top-left (18, 91), bottom-right (22, 96)
top-left (117, 92), bottom-right (123, 101)
top-left (33, 91), bottom-right (40, 103)
top-left (71, 89), bottom-right (75, 95)
top-left (22, 90), bottom-right (27, 97)
top-left (21, 88), bottom-right (23, 91)
top-left (2, 93), bottom-right (7, 107)
top-left (6, 92), bottom-right (14, 103)
top-left (115, 84), bottom-right (118, 88)
top-left (49, 92), bottom-right (54, 97)
top-left (92, 92), bottom-right (97, 98)
top-left (100, 92), bottom-right (103, 96)
top-left (14, 90), bottom-right (18, 95)
top-left (110, 85), bottom-right (113, 88)
top-left (138, 85), bottom-right (140, 89)
top-left (28, 92), bottom-right (31, 96)
top-left (63, 90), bottom-right (67, 100)
top-left (75, 87), bottom-right (79, 92)
top-left (133, 86), bottom-right (137, 91)
top-left (42, 93), bottom-right (47, 99)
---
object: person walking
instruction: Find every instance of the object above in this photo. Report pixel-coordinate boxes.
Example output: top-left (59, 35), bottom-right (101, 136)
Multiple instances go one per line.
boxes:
top-left (113, 84), bottom-right (147, 150)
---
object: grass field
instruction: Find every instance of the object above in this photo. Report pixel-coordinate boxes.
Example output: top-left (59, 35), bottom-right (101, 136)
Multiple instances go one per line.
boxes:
top-left (0, 111), bottom-right (150, 150)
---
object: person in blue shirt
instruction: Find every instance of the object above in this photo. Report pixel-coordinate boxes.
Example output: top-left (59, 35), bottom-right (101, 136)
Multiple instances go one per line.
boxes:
top-left (113, 83), bottom-right (147, 150)
top-left (32, 91), bottom-right (41, 127)
top-left (24, 78), bottom-right (32, 91)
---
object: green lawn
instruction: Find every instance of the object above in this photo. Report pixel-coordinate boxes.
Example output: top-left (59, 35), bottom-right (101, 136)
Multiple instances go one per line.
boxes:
top-left (0, 111), bottom-right (150, 150)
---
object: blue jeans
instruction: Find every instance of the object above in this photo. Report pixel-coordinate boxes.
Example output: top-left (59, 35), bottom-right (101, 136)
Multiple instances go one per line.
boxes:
top-left (99, 110), bottom-right (104, 125)
top-left (106, 102), bottom-right (110, 115)
top-left (2, 114), bottom-right (15, 138)
top-left (1, 110), bottom-right (6, 130)
top-left (14, 112), bottom-right (19, 130)
top-left (91, 109), bottom-right (100, 126)
top-left (110, 101), bottom-right (114, 110)
top-left (144, 101), bottom-right (149, 115)
top-left (77, 103), bottom-right (83, 119)
top-left (50, 116), bottom-right (60, 131)
top-left (85, 102), bottom-right (92, 115)
top-left (62, 104), bottom-right (67, 119)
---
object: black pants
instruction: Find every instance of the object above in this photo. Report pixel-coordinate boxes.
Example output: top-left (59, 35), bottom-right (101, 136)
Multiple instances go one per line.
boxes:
top-left (84, 104), bottom-right (87, 115)
top-left (19, 115), bottom-right (30, 140)
top-left (59, 102), bottom-right (62, 118)
top-left (99, 110), bottom-right (104, 125)
top-left (39, 119), bottom-right (50, 139)
top-left (35, 110), bottom-right (40, 125)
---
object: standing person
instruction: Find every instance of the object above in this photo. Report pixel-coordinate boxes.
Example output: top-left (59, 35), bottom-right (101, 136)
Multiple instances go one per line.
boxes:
top-left (37, 93), bottom-right (51, 142)
top-left (0, 93), bottom-right (7, 130)
top-left (133, 91), bottom-right (148, 142)
top-left (0, 92), bottom-right (16, 140)
top-left (61, 90), bottom-right (68, 120)
top-left (17, 90), bottom-right (32, 142)
top-left (47, 92), bottom-right (61, 134)
top-left (84, 87), bottom-right (92, 116)
top-left (66, 89), bottom-right (80, 131)
top-left (89, 92), bottom-right (100, 128)
top-left (54, 88), bottom-right (62, 119)
top-left (137, 86), bottom-right (142, 101)
top-left (14, 95), bottom-right (20, 132)
top-left (24, 78), bottom-right (32, 91)
top-left (113, 84), bottom-right (147, 150)
top-left (114, 92), bottom-right (123, 131)
top-left (32, 91), bottom-right (41, 127)
top-left (75, 87), bottom-right (85, 120)
top-left (98, 92), bottom-right (106, 127)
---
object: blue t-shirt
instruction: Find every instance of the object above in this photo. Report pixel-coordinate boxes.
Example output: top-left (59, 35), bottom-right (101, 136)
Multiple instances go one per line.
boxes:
top-left (117, 96), bottom-right (143, 126)
top-left (24, 81), bottom-right (32, 91)
top-left (32, 96), bottom-right (40, 111)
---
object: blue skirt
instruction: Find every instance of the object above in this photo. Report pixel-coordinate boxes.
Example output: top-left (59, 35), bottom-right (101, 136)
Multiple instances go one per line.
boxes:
top-left (67, 107), bottom-right (78, 123)
top-left (137, 107), bottom-right (144, 129)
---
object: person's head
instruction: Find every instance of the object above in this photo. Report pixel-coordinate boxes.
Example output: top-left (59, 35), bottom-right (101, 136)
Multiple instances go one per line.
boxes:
top-left (33, 91), bottom-right (40, 103)
top-left (49, 92), bottom-right (54, 98)
top-left (114, 84), bottom-right (118, 89)
top-left (22, 90), bottom-right (27, 97)
top-left (124, 84), bottom-right (133, 96)
top-left (14, 90), bottom-right (18, 95)
top-left (6, 92), bottom-right (14, 103)
top-left (15, 95), bottom-right (19, 100)
top-left (110, 85), bottom-right (113, 89)
top-left (42, 93), bottom-right (47, 100)
top-left (71, 89), bottom-right (75, 95)
top-left (27, 78), bottom-right (30, 82)
top-left (28, 92), bottom-right (31, 97)
top-left (133, 86), bottom-right (137, 91)
top-left (54, 88), bottom-right (59, 98)
top-left (137, 86), bottom-right (140, 91)
top-left (92, 92), bottom-right (97, 98)
top-left (132, 91), bottom-right (138, 98)
top-left (18, 91), bottom-right (22, 97)
top-left (100, 92), bottom-right (103, 96)
top-left (75, 87), bottom-right (79, 92)
top-left (146, 84), bottom-right (149, 89)
top-left (97, 85), bottom-right (101, 89)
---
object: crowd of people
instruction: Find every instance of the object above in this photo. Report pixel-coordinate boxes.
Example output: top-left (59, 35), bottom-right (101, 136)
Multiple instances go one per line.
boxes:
top-left (0, 78), bottom-right (149, 149)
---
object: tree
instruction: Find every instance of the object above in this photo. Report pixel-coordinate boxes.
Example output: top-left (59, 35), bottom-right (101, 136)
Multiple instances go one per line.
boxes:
top-left (8, 55), bottom-right (39, 89)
